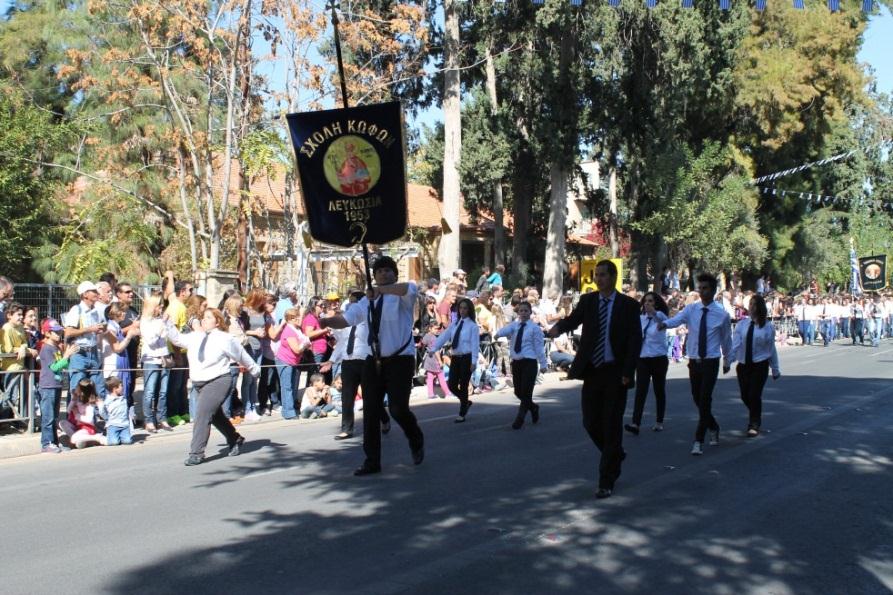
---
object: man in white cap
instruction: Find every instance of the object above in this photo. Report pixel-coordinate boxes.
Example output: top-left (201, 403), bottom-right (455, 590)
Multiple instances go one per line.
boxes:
top-left (451, 269), bottom-right (468, 294)
top-left (63, 281), bottom-right (107, 399)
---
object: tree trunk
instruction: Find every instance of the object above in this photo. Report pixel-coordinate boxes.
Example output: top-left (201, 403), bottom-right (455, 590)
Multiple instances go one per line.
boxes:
top-left (511, 146), bottom-right (534, 284)
top-left (235, 0), bottom-right (253, 289)
top-left (542, 164), bottom-right (568, 296)
top-left (485, 45), bottom-right (504, 268)
top-left (608, 167), bottom-right (619, 258)
top-left (438, 0), bottom-right (462, 278)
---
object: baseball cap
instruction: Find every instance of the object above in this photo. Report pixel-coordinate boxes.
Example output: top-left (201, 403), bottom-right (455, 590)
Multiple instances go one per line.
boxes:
top-left (41, 319), bottom-right (64, 334)
top-left (77, 281), bottom-right (99, 295)
top-left (325, 292), bottom-right (340, 301)
top-left (454, 269), bottom-right (466, 276)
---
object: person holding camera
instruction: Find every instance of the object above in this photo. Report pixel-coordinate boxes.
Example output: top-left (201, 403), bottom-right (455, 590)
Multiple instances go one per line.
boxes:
top-left (63, 282), bottom-right (109, 402)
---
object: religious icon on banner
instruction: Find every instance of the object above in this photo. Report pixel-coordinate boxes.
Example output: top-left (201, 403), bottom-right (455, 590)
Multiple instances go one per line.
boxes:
top-left (286, 101), bottom-right (408, 247)
top-left (859, 255), bottom-right (887, 292)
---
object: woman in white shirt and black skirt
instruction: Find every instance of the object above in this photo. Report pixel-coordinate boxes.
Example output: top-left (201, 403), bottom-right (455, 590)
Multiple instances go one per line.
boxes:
top-left (625, 292), bottom-right (670, 435)
top-left (429, 298), bottom-right (480, 423)
top-left (166, 308), bottom-right (260, 466)
top-left (731, 294), bottom-right (780, 437)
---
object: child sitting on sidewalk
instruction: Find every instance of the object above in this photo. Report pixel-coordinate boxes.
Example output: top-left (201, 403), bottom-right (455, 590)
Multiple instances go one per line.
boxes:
top-left (300, 373), bottom-right (335, 419)
top-left (60, 380), bottom-right (107, 449)
top-left (102, 377), bottom-right (132, 445)
top-left (329, 374), bottom-right (343, 415)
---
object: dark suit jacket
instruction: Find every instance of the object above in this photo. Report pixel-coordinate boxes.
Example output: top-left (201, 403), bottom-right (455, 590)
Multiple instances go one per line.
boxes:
top-left (552, 291), bottom-right (642, 383)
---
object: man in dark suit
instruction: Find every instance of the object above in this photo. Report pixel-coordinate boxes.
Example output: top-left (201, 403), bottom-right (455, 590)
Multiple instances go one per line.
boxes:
top-left (549, 260), bottom-right (642, 499)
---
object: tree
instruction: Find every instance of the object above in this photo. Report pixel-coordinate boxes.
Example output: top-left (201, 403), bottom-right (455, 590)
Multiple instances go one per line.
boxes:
top-left (0, 86), bottom-right (71, 280)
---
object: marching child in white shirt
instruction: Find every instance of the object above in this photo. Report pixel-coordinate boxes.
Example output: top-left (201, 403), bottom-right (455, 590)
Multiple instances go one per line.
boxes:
top-left (494, 301), bottom-right (547, 430)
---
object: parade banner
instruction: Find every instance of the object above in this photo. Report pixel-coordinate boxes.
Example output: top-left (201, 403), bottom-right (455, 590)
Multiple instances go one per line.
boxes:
top-left (859, 255), bottom-right (887, 292)
top-left (286, 101), bottom-right (408, 247)
top-left (580, 258), bottom-right (623, 293)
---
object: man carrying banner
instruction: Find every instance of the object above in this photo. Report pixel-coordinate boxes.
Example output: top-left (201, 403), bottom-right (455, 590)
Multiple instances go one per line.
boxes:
top-left (321, 256), bottom-right (424, 476)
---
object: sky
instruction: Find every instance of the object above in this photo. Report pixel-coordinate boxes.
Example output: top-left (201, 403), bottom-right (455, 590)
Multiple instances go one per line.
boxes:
top-left (1, 0), bottom-right (891, 122)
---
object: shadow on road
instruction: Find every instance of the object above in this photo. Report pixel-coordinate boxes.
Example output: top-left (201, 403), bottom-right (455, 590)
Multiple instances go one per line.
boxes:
top-left (102, 376), bottom-right (893, 595)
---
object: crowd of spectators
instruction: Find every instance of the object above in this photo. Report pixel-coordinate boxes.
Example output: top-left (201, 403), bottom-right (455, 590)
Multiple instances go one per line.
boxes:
top-left (1, 265), bottom-right (891, 454)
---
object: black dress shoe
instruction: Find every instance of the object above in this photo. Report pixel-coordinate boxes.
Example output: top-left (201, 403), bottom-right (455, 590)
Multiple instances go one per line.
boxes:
top-left (412, 445), bottom-right (424, 465)
top-left (530, 403), bottom-right (540, 424)
top-left (511, 405), bottom-right (527, 430)
top-left (228, 435), bottom-right (245, 457)
top-left (381, 420), bottom-right (391, 434)
top-left (334, 432), bottom-right (353, 441)
top-left (596, 488), bottom-right (613, 499)
top-left (459, 400), bottom-right (473, 418)
top-left (353, 463), bottom-right (382, 476)
top-left (624, 423), bottom-right (640, 435)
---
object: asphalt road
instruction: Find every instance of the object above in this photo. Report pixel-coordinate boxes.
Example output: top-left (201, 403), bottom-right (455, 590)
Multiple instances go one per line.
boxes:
top-left (2, 342), bottom-right (892, 595)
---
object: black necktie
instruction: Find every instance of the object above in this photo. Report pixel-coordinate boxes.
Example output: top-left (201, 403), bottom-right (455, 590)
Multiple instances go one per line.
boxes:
top-left (514, 321), bottom-right (525, 353)
top-left (593, 297), bottom-right (610, 366)
top-left (198, 333), bottom-right (209, 362)
top-left (347, 326), bottom-right (357, 356)
top-left (453, 319), bottom-right (464, 350)
top-left (643, 316), bottom-right (653, 339)
top-left (745, 321), bottom-right (755, 364)
top-left (698, 307), bottom-right (708, 359)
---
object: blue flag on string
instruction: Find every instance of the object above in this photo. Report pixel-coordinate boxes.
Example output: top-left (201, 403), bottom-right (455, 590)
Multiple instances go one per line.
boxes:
top-left (609, 0), bottom-right (621, 6)
top-left (828, 0), bottom-right (840, 10)
top-left (755, 0), bottom-right (767, 10)
top-left (646, 0), bottom-right (657, 7)
top-left (570, 0), bottom-right (582, 5)
top-left (682, 0), bottom-right (693, 6)
top-left (863, 0), bottom-right (874, 11)
top-left (533, 0), bottom-right (544, 4)
top-left (793, 0), bottom-right (805, 8)
top-left (719, 0), bottom-right (730, 9)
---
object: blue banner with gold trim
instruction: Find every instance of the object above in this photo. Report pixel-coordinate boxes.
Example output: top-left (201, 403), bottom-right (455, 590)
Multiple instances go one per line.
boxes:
top-left (286, 101), bottom-right (408, 248)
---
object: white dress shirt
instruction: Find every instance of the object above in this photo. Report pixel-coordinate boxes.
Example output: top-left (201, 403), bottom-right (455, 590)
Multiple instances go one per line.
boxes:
top-left (343, 282), bottom-right (418, 358)
top-left (664, 301), bottom-right (732, 360)
top-left (494, 320), bottom-right (547, 369)
top-left (329, 323), bottom-right (372, 364)
top-left (731, 317), bottom-right (780, 376)
top-left (431, 316), bottom-right (480, 367)
top-left (640, 311), bottom-right (669, 358)
top-left (63, 301), bottom-right (104, 349)
top-left (166, 325), bottom-right (259, 382)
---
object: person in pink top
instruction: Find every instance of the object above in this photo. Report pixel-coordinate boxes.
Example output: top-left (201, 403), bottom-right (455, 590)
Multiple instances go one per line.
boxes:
top-left (276, 308), bottom-right (311, 419)
top-left (59, 379), bottom-right (107, 449)
top-left (302, 297), bottom-right (332, 386)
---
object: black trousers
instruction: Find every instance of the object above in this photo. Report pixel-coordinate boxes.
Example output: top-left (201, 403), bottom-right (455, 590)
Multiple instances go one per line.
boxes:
top-left (632, 356), bottom-right (668, 426)
top-left (447, 353), bottom-right (472, 407)
top-left (510, 358), bottom-right (538, 408)
top-left (360, 355), bottom-right (423, 467)
top-left (736, 360), bottom-right (768, 428)
top-left (340, 359), bottom-right (364, 434)
top-left (189, 374), bottom-right (241, 457)
top-left (581, 363), bottom-right (628, 490)
top-left (688, 358), bottom-right (720, 442)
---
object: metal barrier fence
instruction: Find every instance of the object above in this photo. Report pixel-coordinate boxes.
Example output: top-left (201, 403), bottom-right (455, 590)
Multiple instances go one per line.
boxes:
top-left (11, 283), bottom-right (159, 322)
top-left (0, 362), bottom-right (32, 433)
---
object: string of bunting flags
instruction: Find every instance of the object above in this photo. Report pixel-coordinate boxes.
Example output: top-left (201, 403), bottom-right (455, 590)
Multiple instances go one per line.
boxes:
top-left (757, 186), bottom-right (856, 206)
top-left (483, 0), bottom-right (876, 12)
top-left (751, 151), bottom-right (857, 184)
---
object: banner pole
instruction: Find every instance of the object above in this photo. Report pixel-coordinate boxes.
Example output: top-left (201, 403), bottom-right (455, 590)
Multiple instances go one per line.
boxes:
top-left (329, 2), bottom-right (372, 291)
top-left (329, 1), bottom-right (379, 361)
